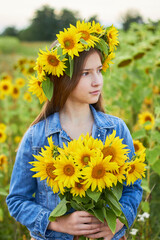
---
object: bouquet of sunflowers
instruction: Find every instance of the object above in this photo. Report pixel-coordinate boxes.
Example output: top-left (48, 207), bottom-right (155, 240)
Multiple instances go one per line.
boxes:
top-left (29, 130), bottom-right (146, 239)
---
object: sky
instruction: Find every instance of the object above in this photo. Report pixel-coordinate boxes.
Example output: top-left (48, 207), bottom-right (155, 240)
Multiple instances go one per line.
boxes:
top-left (1, 0), bottom-right (160, 32)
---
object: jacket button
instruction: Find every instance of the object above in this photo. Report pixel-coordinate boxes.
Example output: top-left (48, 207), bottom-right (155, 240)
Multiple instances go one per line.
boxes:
top-left (98, 134), bottom-right (100, 137)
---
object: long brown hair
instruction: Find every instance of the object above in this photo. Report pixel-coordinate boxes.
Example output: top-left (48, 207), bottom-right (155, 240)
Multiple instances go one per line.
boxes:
top-left (30, 47), bottom-right (105, 126)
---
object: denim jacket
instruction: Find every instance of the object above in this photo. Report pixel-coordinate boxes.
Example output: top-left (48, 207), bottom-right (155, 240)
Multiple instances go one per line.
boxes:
top-left (6, 105), bottom-right (142, 240)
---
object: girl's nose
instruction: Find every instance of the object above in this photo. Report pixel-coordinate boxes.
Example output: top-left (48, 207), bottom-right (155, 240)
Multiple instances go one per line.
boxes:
top-left (91, 73), bottom-right (101, 86)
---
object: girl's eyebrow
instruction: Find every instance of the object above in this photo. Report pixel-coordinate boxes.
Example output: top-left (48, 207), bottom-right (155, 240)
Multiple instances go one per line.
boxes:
top-left (81, 65), bottom-right (103, 71)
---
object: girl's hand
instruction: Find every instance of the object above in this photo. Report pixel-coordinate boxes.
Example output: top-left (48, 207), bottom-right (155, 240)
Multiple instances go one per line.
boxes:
top-left (84, 219), bottom-right (124, 240)
top-left (48, 211), bottom-right (104, 236)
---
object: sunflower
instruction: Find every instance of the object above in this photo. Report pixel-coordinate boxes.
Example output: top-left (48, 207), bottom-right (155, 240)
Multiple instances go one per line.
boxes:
top-left (82, 153), bottom-right (118, 191)
top-left (111, 163), bottom-right (128, 184)
top-left (11, 86), bottom-right (20, 99)
top-left (0, 130), bottom-right (7, 143)
top-left (42, 136), bottom-right (59, 159)
top-left (70, 179), bottom-right (88, 197)
top-left (58, 138), bottom-right (80, 156)
top-left (0, 123), bottom-right (6, 131)
top-left (0, 80), bottom-right (12, 95)
top-left (57, 27), bottom-right (83, 59)
top-left (91, 21), bottom-right (105, 35)
top-left (81, 133), bottom-right (103, 150)
top-left (107, 25), bottom-right (119, 51)
top-left (38, 48), bottom-right (66, 77)
top-left (0, 154), bottom-right (8, 171)
top-left (138, 111), bottom-right (155, 130)
top-left (76, 20), bottom-right (99, 48)
top-left (23, 92), bottom-right (32, 102)
top-left (15, 78), bottom-right (25, 88)
top-left (14, 136), bottom-right (21, 144)
top-left (102, 52), bottom-right (115, 72)
top-left (73, 145), bottom-right (98, 168)
top-left (126, 153), bottom-right (146, 185)
top-left (54, 155), bottom-right (80, 189)
top-left (133, 140), bottom-right (146, 155)
top-left (34, 58), bottom-right (46, 80)
top-left (28, 75), bottom-right (47, 104)
top-left (102, 130), bottom-right (129, 166)
top-left (30, 154), bottom-right (60, 193)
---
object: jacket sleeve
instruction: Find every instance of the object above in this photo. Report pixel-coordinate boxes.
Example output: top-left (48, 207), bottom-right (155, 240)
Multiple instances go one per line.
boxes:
top-left (6, 126), bottom-right (54, 238)
top-left (118, 119), bottom-right (143, 227)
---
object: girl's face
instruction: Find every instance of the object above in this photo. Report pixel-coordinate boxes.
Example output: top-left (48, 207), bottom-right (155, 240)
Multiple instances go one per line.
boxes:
top-left (68, 51), bottom-right (103, 105)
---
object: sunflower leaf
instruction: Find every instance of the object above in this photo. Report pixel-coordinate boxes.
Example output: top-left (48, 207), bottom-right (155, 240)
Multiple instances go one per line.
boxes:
top-left (118, 212), bottom-right (129, 229)
top-left (69, 55), bottom-right (74, 79)
top-left (42, 77), bottom-right (54, 101)
top-left (86, 189), bottom-right (101, 202)
top-left (91, 208), bottom-right (105, 223)
top-left (57, 46), bottom-right (66, 60)
top-left (80, 38), bottom-right (88, 45)
top-left (105, 208), bottom-right (117, 233)
top-left (49, 197), bottom-right (68, 221)
top-left (132, 129), bottom-right (146, 140)
top-left (96, 38), bottom-right (109, 56)
top-left (111, 182), bottom-right (123, 200)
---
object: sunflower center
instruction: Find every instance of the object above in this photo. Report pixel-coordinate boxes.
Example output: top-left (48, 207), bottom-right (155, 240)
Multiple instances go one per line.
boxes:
top-left (47, 55), bottom-right (60, 66)
top-left (63, 164), bottom-right (75, 176)
top-left (128, 165), bottom-right (135, 174)
top-left (0, 158), bottom-right (4, 166)
top-left (75, 181), bottom-right (83, 189)
top-left (13, 88), bottom-right (18, 94)
top-left (102, 146), bottom-right (116, 161)
top-left (109, 33), bottom-right (113, 39)
top-left (145, 116), bottom-right (152, 122)
top-left (64, 38), bottom-right (75, 49)
top-left (46, 163), bottom-right (56, 179)
top-left (134, 143), bottom-right (139, 152)
top-left (3, 85), bottom-right (8, 90)
top-left (0, 133), bottom-right (2, 138)
top-left (92, 164), bottom-right (105, 179)
top-left (81, 155), bottom-right (90, 165)
top-left (80, 31), bottom-right (90, 41)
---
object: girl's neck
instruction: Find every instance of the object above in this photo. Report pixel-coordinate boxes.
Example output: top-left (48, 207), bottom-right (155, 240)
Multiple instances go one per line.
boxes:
top-left (59, 103), bottom-right (94, 139)
top-left (60, 103), bottom-right (92, 125)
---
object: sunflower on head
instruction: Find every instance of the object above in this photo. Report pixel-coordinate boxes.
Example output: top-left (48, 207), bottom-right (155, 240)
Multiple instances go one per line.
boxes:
top-left (28, 20), bottom-right (119, 104)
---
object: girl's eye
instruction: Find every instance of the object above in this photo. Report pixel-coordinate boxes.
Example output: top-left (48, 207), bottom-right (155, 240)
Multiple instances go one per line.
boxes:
top-left (82, 72), bottom-right (89, 76)
top-left (98, 68), bottom-right (103, 73)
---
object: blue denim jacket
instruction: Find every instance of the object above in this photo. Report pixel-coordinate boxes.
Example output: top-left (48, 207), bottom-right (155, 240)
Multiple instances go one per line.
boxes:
top-left (6, 105), bottom-right (142, 240)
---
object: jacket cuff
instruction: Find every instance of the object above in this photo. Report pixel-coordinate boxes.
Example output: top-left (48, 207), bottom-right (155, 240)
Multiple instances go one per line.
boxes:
top-left (33, 209), bottom-right (55, 238)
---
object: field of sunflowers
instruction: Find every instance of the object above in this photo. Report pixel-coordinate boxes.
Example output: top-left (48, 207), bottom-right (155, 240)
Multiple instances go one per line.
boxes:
top-left (0, 21), bottom-right (160, 240)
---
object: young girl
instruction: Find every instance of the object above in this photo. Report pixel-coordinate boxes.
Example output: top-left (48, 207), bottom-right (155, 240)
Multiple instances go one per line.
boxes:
top-left (6, 21), bottom-right (142, 240)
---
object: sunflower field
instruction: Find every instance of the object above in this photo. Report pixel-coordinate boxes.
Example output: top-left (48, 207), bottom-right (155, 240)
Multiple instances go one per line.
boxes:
top-left (0, 21), bottom-right (160, 240)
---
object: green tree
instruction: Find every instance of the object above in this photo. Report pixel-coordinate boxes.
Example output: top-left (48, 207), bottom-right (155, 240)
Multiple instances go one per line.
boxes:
top-left (1, 26), bottom-right (18, 37)
top-left (120, 9), bottom-right (144, 31)
top-left (57, 9), bottom-right (80, 31)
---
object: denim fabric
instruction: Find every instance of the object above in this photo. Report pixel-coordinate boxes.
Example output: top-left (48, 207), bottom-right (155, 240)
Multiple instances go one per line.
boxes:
top-left (6, 105), bottom-right (142, 240)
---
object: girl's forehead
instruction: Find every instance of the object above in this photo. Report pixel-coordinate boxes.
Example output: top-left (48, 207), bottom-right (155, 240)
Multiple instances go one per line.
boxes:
top-left (83, 51), bottom-right (102, 69)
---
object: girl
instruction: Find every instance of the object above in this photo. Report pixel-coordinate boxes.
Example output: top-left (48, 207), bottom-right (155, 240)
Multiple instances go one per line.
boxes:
top-left (6, 21), bottom-right (142, 240)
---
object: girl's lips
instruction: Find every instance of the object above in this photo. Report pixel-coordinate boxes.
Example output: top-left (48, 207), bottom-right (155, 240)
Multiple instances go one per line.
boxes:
top-left (90, 90), bottom-right (100, 95)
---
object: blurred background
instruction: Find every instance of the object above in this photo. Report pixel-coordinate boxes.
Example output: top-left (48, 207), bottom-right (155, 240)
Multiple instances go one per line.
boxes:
top-left (0, 0), bottom-right (160, 239)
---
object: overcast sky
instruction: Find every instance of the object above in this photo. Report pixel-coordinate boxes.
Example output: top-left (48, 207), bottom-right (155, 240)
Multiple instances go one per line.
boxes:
top-left (1, 0), bottom-right (160, 32)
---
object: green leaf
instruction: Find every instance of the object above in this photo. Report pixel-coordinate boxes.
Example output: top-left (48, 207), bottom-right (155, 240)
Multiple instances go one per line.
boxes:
top-left (96, 38), bottom-right (109, 56)
top-left (112, 182), bottom-right (123, 200)
top-left (146, 146), bottom-right (160, 165)
top-left (151, 160), bottom-right (160, 175)
top-left (141, 201), bottom-right (150, 213)
top-left (80, 38), bottom-right (88, 45)
top-left (49, 197), bottom-right (68, 221)
top-left (42, 77), bottom-right (54, 101)
top-left (72, 195), bottom-right (90, 204)
top-left (78, 236), bottom-right (86, 240)
top-left (91, 208), bottom-right (105, 223)
top-left (86, 189), bottom-right (101, 202)
top-left (151, 130), bottom-right (160, 143)
top-left (57, 46), bottom-right (66, 60)
top-left (118, 212), bottom-right (129, 229)
top-left (132, 129), bottom-right (146, 140)
top-left (69, 55), bottom-right (74, 79)
top-left (105, 208), bottom-right (117, 233)
top-left (0, 188), bottom-right (8, 196)
top-left (141, 178), bottom-right (150, 193)
top-left (104, 190), bottom-right (122, 210)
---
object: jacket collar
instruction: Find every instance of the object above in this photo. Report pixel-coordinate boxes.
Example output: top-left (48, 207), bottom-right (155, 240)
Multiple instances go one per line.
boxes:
top-left (45, 105), bottom-right (115, 137)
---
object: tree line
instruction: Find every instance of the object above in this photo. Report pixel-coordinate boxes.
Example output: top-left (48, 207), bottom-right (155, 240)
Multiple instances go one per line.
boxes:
top-left (1, 5), bottom-right (160, 41)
